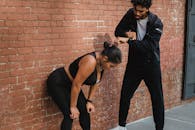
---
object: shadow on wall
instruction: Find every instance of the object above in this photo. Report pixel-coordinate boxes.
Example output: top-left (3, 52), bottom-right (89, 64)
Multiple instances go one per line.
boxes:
top-left (91, 33), bottom-right (122, 129)
top-left (93, 33), bottom-right (114, 52)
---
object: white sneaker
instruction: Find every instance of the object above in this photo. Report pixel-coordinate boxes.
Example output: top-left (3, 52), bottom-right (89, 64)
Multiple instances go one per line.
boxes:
top-left (110, 126), bottom-right (127, 130)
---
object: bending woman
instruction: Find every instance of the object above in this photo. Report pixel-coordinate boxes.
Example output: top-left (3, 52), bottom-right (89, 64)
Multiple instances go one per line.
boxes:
top-left (47, 42), bottom-right (122, 130)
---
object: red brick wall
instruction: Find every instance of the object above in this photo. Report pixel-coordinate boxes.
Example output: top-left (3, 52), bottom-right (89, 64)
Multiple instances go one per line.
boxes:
top-left (0, 0), bottom-right (194, 130)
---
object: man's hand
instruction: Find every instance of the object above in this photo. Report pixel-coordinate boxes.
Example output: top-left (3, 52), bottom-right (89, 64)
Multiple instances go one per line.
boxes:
top-left (125, 31), bottom-right (136, 40)
top-left (70, 106), bottom-right (80, 119)
top-left (115, 31), bottom-right (136, 45)
top-left (116, 37), bottom-right (129, 44)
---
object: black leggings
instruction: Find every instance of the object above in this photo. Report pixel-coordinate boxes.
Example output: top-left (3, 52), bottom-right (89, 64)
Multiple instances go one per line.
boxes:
top-left (47, 67), bottom-right (90, 130)
top-left (119, 63), bottom-right (164, 130)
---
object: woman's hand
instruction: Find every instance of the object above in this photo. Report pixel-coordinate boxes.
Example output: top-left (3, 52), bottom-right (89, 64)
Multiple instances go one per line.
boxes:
top-left (86, 102), bottom-right (95, 113)
top-left (70, 106), bottom-right (80, 119)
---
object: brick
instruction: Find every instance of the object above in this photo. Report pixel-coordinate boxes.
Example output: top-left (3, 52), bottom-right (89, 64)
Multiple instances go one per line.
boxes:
top-left (23, 14), bottom-right (38, 21)
top-left (37, 28), bottom-right (52, 33)
top-left (7, 41), bottom-right (25, 48)
top-left (5, 20), bottom-right (23, 27)
top-left (9, 69), bottom-right (25, 77)
top-left (0, 20), bottom-right (5, 26)
top-left (18, 34), bottom-right (33, 41)
top-left (38, 21), bottom-right (50, 27)
top-left (0, 56), bottom-right (9, 63)
top-left (36, 1), bottom-right (50, 8)
top-left (0, 48), bottom-right (18, 56)
top-left (8, 27), bottom-right (23, 34)
top-left (37, 14), bottom-right (51, 21)
top-left (18, 47), bottom-right (33, 54)
top-left (1, 34), bottom-right (18, 41)
top-left (7, 14), bottom-right (24, 20)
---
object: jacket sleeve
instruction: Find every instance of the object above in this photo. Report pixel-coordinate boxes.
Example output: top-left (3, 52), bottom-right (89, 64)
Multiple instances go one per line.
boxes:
top-left (115, 9), bottom-right (135, 37)
top-left (129, 17), bottom-right (163, 54)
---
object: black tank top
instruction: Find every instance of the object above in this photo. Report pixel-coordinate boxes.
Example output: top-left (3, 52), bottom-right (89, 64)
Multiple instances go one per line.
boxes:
top-left (69, 52), bottom-right (103, 86)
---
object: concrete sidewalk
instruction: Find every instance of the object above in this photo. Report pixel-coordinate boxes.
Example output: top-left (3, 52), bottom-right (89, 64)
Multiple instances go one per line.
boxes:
top-left (112, 101), bottom-right (195, 130)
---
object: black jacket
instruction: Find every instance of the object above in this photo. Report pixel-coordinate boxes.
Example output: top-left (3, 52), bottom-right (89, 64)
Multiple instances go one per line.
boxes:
top-left (115, 8), bottom-right (163, 65)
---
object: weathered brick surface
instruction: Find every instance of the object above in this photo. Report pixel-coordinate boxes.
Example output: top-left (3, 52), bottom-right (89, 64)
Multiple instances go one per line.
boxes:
top-left (0, 0), bottom-right (194, 130)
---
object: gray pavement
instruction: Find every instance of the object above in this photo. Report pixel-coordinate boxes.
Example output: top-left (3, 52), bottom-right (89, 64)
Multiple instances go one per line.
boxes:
top-left (111, 101), bottom-right (195, 130)
top-left (126, 101), bottom-right (195, 130)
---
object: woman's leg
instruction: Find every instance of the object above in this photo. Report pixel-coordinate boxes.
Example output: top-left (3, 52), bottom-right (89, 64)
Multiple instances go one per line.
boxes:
top-left (47, 73), bottom-right (73, 130)
top-left (60, 116), bottom-right (73, 130)
top-left (77, 90), bottom-right (90, 130)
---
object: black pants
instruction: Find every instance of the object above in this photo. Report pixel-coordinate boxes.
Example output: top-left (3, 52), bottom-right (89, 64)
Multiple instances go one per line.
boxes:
top-left (119, 63), bottom-right (164, 130)
top-left (47, 67), bottom-right (90, 130)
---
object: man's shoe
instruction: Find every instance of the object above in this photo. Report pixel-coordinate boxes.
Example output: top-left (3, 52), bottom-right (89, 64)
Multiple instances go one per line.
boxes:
top-left (110, 126), bottom-right (127, 130)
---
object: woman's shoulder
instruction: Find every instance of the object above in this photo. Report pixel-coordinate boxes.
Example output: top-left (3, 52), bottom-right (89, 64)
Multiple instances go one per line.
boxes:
top-left (79, 52), bottom-right (97, 67)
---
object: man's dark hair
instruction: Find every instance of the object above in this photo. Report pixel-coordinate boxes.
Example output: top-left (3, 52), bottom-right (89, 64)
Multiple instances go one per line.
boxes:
top-left (131, 0), bottom-right (152, 9)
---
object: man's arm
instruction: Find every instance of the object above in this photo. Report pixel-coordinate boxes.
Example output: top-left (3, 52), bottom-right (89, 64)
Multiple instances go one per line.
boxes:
top-left (129, 18), bottom-right (163, 54)
top-left (115, 9), bottom-right (135, 37)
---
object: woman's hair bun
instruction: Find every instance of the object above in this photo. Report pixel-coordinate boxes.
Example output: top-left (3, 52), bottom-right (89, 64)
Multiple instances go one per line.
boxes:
top-left (101, 41), bottom-right (122, 64)
top-left (104, 41), bottom-right (111, 48)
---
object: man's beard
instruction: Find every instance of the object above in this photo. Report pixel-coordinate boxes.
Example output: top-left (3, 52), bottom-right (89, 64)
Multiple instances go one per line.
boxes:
top-left (135, 14), bottom-right (147, 20)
